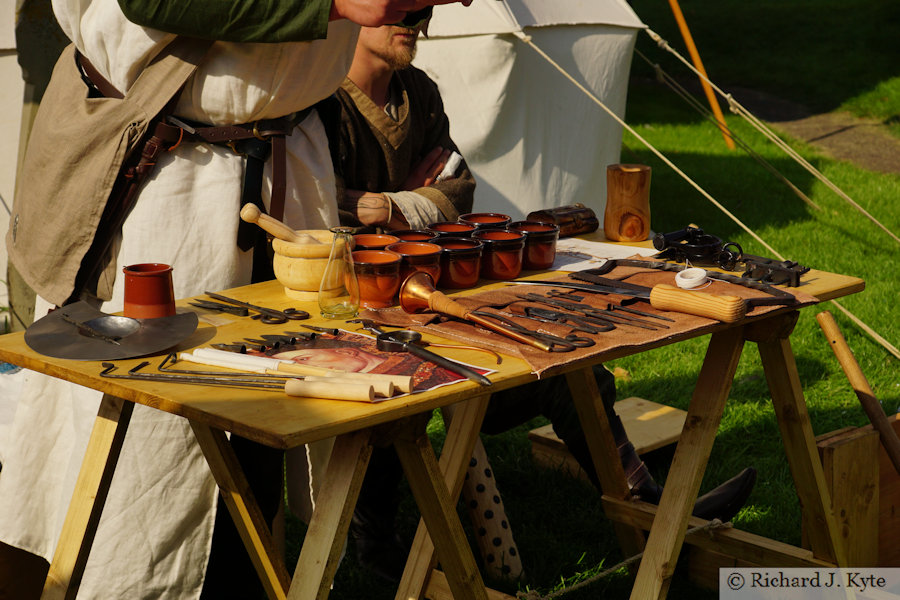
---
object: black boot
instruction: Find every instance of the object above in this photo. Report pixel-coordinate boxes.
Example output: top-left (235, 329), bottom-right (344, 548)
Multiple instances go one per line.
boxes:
top-left (692, 467), bottom-right (757, 522)
top-left (618, 441), bottom-right (663, 504)
top-left (617, 438), bottom-right (757, 522)
top-left (554, 365), bottom-right (757, 522)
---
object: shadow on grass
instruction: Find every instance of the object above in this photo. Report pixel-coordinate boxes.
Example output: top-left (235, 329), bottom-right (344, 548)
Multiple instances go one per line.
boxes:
top-left (283, 346), bottom-right (888, 599)
top-left (619, 144), bottom-right (816, 238)
top-left (627, 0), bottom-right (900, 115)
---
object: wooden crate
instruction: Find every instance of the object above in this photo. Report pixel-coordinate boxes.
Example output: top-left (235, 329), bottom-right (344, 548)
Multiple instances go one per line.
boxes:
top-left (528, 397), bottom-right (687, 480)
top-left (804, 412), bottom-right (900, 567)
top-left (688, 413), bottom-right (900, 591)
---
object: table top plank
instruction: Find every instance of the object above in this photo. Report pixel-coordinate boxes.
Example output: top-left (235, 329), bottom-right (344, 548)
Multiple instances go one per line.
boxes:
top-left (0, 264), bottom-right (863, 449)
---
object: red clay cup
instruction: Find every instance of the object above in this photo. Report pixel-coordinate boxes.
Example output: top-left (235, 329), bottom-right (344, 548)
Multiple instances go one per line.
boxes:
top-left (426, 221), bottom-right (476, 238)
top-left (388, 228), bottom-right (439, 242)
top-left (353, 233), bottom-right (400, 251)
top-left (509, 220), bottom-right (560, 270)
top-left (473, 229), bottom-right (526, 280)
top-left (351, 250), bottom-right (402, 309)
top-left (458, 212), bottom-right (512, 230)
top-left (122, 263), bottom-right (176, 319)
top-left (384, 241), bottom-right (442, 285)
top-left (434, 237), bottom-right (483, 289)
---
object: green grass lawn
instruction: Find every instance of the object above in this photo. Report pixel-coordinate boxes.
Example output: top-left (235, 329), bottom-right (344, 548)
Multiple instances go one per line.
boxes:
top-left (286, 2), bottom-right (900, 598)
top-left (629, 0), bottom-right (900, 130)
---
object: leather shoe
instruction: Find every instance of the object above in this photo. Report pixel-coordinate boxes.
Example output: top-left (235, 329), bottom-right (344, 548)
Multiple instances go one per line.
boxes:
top-left (692, 467), bottom-right (757, 522)
top-left (629, 461), bottom-right (757, 523)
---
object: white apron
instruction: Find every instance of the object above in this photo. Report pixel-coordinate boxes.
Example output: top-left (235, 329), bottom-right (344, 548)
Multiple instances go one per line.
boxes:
top-left (0, 1), bottom-right (358, 597)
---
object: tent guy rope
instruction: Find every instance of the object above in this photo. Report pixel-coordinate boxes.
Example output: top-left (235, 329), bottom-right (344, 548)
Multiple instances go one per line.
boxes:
top-left (634, 48), bottom-right (821, 211)
top-left (645, 28), bottom-right (900, 247)
top-left (512, 30), bottom-right (899, 362)
top-left (517, 519), bottom-right (731, 600)
top-left (512, 31), bottom-right (783, 260)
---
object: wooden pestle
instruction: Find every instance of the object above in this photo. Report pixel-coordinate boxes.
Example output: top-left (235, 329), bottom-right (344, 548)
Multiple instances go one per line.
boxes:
top-left (239, 203), bottom-right (321, 245)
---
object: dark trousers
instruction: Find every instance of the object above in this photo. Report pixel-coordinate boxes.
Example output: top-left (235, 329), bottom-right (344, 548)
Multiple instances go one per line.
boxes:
top-left (353, 365), bottom-right (622, 535)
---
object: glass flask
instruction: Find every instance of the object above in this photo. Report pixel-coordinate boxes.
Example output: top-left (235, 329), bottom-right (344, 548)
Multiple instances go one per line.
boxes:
top-left (318, 227), bottom-right (360, 319)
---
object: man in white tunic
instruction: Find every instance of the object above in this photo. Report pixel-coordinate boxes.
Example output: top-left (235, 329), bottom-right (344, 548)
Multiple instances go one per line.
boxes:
top-left (0, 0), bottom-right (469, 598)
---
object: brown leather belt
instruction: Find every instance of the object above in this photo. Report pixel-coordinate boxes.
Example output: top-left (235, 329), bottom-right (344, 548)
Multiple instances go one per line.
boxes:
top-left (166, 115), bottom-right (298, 251)
top-left (76, 50), bottom-right (298, 250)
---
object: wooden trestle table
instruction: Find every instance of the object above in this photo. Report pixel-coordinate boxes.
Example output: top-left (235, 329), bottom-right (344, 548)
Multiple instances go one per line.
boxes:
top-left (0, 262), bottom-right (863, 600)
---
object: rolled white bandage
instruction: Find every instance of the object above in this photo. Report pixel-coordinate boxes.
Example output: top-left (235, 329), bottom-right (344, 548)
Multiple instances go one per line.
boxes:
top-left (675, 267), bottom-right (708, 289)
top-left (435, 151), bottom-right (463, 182)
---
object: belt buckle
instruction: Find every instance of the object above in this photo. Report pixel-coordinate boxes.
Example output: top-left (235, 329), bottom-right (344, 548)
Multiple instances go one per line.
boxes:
top-left (252, 121), bottom-right (268, 141)
top-left (226, 140), bottom-right (244, 156)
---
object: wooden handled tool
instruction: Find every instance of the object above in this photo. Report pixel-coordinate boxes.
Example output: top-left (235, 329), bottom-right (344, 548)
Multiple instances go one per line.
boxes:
top-left (648, 284), bottom-right (745, 323)
top-left (817, 310), bottom-right (900, 476)
top-left (283, 379), bottom-right (375, 402)
top-left (240, 203), bottom-right (321, 245)
top-left (191, 346), bottom-right (412, 393)
top-left (273, 357), bottom-right (413, 393)
top-left (179, 348), bottom-right (394, 400)
top-left (513, 279), bottom-right (746, 323)
top-left (400, 272), bottom-right (553, 352)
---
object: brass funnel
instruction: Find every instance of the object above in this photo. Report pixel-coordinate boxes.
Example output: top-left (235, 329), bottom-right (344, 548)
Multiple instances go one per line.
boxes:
top-left (399, 272), bottom-right (469, 320)
top-left (398, 272), bottom-right (550, 352)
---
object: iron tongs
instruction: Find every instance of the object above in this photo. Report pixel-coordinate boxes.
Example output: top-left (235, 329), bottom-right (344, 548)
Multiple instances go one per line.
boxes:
top-left (469, 310), bottom-right (594, 352)
top-left (204, 291), bottom-right (310, 324)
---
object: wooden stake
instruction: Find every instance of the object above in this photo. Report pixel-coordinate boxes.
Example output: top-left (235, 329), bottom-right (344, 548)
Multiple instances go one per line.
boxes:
top-left (817, 310), bottom-right (900, 476)
top-left (666, 0), bottom-right (735, 150)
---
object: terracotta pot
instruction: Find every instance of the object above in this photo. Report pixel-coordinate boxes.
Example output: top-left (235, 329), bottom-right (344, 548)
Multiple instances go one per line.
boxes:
top-left (458, 212), bottom-right (511, 230)
top-left (509, 220), bottom-right (560, 270)
top-left (434, 237), bottom-right (483, 289)
top-left (351, 250), bottom-right (402, 309)
top-left (388, 228), bottom-right (439, 242)
top-left (122, 263), bottom-right (176, 319)
top-left (473, 229), bottom-right (526, 280)
top-left (384, 241), bottom-right (442, 285)
top-left (426, 221), bottom-right (476, 238)
top-left (353, 233), bottom-right (400, 251)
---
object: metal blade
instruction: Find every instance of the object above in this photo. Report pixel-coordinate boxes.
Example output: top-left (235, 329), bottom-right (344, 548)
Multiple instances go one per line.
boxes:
top-left (505, 280), bottom-right (650, 299)
top-left (568, 271), bottom-right (653, 293)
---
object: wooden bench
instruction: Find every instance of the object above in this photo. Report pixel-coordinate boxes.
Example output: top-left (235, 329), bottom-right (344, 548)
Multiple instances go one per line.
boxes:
top-left (528, 397), bottom-right (688, 481)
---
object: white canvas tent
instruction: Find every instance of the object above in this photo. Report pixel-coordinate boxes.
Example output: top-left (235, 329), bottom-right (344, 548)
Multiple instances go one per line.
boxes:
top-left (414, 0), bottom-right (645, 220)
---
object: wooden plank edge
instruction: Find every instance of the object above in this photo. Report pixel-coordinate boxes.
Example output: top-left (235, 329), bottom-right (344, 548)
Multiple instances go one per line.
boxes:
top-left (602, 496), bottom-right (834, 568)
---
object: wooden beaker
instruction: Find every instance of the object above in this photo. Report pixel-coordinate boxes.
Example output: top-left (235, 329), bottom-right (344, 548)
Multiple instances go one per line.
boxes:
top-left (605, 164), bottom-right (651, 242)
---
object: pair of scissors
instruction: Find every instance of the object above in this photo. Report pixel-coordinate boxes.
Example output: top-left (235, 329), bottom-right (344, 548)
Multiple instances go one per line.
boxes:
top-left (519, 306), bottom-right (615, 334)
top-left (469, 310), bottom-right (594, 352)
top-left (204, 291), bottom-right (310, 324)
